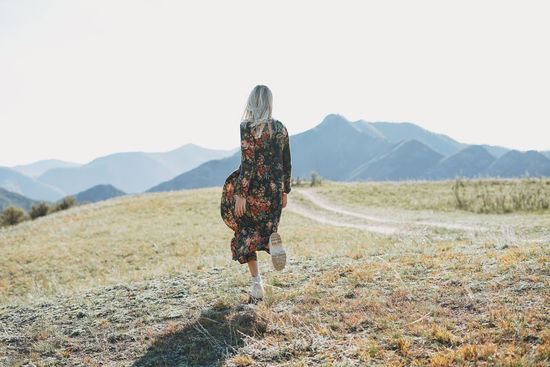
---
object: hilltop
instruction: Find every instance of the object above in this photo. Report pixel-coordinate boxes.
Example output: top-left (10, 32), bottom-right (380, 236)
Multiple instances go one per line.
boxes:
top-left (74, 184), bottom-right (126, 203)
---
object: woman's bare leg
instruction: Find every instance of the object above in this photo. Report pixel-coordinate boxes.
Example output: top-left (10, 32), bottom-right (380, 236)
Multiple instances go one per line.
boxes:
top-left (247, 255), bottom-right (264, 301)
top-left (247, 260), bottom-right (259, 277)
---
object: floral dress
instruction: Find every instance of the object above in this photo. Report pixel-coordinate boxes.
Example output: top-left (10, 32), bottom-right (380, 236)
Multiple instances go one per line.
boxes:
top-left (220, 118), bottom-right (292, 264)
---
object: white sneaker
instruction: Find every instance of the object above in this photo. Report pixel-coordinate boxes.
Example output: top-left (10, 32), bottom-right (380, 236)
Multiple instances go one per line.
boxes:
top-left (269, 232), bottom-right (286, 271)
top-left (249, 279), bottom-right (264, 303)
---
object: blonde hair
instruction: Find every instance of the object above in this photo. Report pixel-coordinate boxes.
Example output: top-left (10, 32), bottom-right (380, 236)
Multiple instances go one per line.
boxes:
top-left (241, 85), bottom-right (274, 138)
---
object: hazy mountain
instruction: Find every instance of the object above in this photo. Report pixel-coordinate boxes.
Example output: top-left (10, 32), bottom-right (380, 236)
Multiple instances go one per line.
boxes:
top-left (148, 144), bottom-right (239, 175)
top-left (0, 187), bottom-right (39, 211)
top-left (480, 144), bottom-right (510, 158)
top-left (11, 159), bottom-right (81, 177)
top-left (147, 154), bottom-right (241, 192)
top-left (543, 151), bottom-right (550, 159)
top-left (484, 150), bottom-right (550, 178)
top-left (351, 120), bottom-right (387, 139)
top-left (146, 114), bottom-right (550, 191)
top-left (348, 139), bottom-right (444, 181)
top-left (37, 144), bottom-right (235, 196)
top-left (0, 167), bottom-right (66, 201)
top-left (427, 145), bottom-right (495, 179)
top-left (364, 121), bottom-right (466, 156)
top-left (75, 184), bottom-right (126, 203)
top-left (290, 114), bottom-right (391, 180)
top-left (147, 114), bottom-right (392, 191)
top-left (10, 115), bottom-right (545, 199)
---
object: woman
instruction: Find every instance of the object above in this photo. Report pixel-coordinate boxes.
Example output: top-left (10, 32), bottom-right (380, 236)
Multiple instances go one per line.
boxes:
top-left (220, 85), bottom-right (292, 302)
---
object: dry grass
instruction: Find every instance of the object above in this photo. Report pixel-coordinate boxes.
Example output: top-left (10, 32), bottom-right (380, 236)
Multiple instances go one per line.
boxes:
top-left (310, 178), bottom-right (550, 213)
top-left (244, 246), bottom-right (549, 366)
top-left (0, 187), bottom-right (391, 303)
top-left (452, 177), bottom-right (550, 213)
top-left (1, 181), bottom-right (549, 366)
top-left (309, 180), bottom-right (458, 211)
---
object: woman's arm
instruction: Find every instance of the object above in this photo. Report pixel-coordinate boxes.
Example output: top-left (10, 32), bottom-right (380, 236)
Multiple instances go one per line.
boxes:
top-left (282, 126), bottom-right (292, 194)
top-left (234, 123), bottom-right (255, 217)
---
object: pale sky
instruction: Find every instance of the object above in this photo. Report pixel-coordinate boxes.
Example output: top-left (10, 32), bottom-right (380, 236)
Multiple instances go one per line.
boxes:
top-left (1, 0), bottom-right (549, 166)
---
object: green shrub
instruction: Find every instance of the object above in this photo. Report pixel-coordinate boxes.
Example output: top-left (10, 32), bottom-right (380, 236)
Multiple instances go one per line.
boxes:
top-left (29, 201), bottom-right (50, 219)
top-left (1, 206), bottom-right (26, 226)
top-left (311, 171), bottom-right (323, 187)
top-left (51, 196), bottom-right (76, 213)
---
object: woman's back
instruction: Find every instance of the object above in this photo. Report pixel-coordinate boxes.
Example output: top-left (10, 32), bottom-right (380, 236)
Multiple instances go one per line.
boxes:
top-left (241, 118), bottom-right (291, 192)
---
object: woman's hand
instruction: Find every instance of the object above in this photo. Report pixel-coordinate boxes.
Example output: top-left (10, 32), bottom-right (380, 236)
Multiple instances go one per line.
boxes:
top-left (282, 193), bottom-right (287, 208)
top-left (235, 195), bottom-right (246, 217)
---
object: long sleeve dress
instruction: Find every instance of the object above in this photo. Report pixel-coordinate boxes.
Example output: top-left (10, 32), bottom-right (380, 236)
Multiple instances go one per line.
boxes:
top-left (220, 118), bottom-right (292, 264)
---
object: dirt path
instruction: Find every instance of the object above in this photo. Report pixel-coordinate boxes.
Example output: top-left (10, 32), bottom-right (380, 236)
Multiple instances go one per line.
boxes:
top-left (286, 199), bottom-right (400, 235)
top-left (287, 188), bottom-right (488, 234)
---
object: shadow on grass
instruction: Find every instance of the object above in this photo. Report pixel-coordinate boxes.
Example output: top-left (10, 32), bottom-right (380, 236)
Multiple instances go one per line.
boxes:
top-left (131, 301), bottom-right (267, 367)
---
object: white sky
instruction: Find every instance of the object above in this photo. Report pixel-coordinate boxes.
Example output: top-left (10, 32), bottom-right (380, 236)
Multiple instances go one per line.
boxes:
top-left (1, 0), bottom-right (549, 166)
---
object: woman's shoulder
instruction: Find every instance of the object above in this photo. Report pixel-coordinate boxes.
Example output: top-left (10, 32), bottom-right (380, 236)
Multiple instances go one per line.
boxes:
top-left (240, 120), bottom-right (250, 129)
top-left (271, 118), bottom-right (287, 132)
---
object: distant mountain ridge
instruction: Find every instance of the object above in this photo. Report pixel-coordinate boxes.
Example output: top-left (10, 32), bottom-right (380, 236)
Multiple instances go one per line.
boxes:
top-left (74, 184), bottom-right (126, 203)
top-left (3, 115), bottom-right (548, 201)
top-left (147, 114), bottom-right (549, 192)
top-left (427, 145), bottom-right (496, 179)
top-left (0, 167), bottom-right (65, 201)
top-left (349, 139), bottom-right (444, 181)
top-left (0, 187), bottom-right (38, 211)
top-left (147, 154), bottom-right (241, 193)
top-left (11, 159), bottom-right (82, 177)
top-left (290, 114), bottom-right (392, 180)
top-left (36, 144), bottom-right (236, 197)
top-left (485, 150), bottom-right (550, 177)
top-left (363, 121), bottom-right (466, 156)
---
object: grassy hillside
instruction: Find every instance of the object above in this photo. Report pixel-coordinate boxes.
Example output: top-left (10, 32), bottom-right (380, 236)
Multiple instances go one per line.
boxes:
top-left (309, 178), bottom-right (550, 213)
top-left (1, 181), bottom-right (549, 366)
top-left (1, 187), bottom-right (385, 303)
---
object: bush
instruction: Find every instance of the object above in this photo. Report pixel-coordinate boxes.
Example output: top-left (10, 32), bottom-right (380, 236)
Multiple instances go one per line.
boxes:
top-left (452, 177), bottom-right (549, 213)
top-left (291, 176), bottom-right (305, 187)
top-left (29, 201), bottom-right (50, 219)
top-left (311, 171), bottom-right (323, 187)
top-left (451, 177), bottom-right (467, 209)
top-left (51, 196), bottom-right (76, 213)
top-left (1, 206), bottom-right (26, 226)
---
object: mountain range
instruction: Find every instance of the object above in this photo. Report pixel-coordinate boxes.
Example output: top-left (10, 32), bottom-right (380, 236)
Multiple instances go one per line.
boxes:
top-left (0, 167), bottom-right (65, 201)
top-left (11, 159), bottom-right (82, 177)
top-left (149, 114), bottom-right (550, 191)
top-left (1, 114), bottom-right (549, 207)
top-left (0, 144), bottom-right (236, 202)
top-left (37, 143), bottom-right (237, 195)
top-left (0, 187), bottom-right (39, 211)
